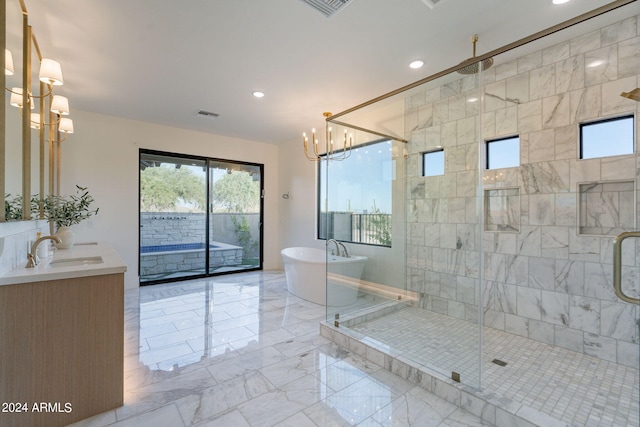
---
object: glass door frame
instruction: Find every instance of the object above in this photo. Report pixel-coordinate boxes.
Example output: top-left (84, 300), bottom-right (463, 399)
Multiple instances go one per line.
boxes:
top-left (138, 149), bottom-right (264, 285)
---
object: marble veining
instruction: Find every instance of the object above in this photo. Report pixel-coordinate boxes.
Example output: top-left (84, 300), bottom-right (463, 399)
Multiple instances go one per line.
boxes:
top-left (67, 272), bottom-right (493, 427)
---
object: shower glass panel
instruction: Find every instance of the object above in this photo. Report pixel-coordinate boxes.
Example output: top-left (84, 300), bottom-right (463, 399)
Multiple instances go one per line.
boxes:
top-left (325, 68), bottom-right (484, 388)
top-left (322, 128), bottom-right (406, 322)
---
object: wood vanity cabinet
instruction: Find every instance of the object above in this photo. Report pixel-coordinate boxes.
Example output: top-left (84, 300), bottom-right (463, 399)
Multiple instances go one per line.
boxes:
top-left (0, 273), bottom-right (124, 427)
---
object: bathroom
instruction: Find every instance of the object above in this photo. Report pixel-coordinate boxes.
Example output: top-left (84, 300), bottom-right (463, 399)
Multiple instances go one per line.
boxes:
top-left (1, 0), bottom-right (638, 426)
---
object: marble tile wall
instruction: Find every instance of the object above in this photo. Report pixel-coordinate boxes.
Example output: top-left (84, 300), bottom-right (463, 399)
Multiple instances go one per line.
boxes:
top-left (404, 15), bottom-right (640, 367)
top-left (0, 220), bottom-right (50, 276)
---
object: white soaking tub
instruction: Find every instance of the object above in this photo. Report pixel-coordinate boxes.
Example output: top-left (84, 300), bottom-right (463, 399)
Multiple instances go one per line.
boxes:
top-left (280, 247), bottom-right (367, 306)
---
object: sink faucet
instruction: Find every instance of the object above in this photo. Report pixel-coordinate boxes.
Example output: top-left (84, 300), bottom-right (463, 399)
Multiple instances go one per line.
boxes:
top-left (25, 235), bottom-right (62, 268)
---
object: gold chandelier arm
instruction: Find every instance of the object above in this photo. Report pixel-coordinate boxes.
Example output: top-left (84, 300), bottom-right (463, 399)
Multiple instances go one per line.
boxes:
top-left (5, 86), bottom-right (53, 98)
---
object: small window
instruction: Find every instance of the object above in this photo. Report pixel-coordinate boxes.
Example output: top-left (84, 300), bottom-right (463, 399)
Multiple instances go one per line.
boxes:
top-left (486, 136), bottom-right (520, 169)
top-left (580, 115), bottom-right (634, 159)
top-left (422, 149), bottom-right (444, 177)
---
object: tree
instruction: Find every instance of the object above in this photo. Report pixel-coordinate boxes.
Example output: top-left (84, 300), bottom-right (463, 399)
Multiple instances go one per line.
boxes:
top-left (368, 200), bottom-right (392, 246)
top-left (140, 166), bottom-right (206, 212)
top-left (212, 171), bottom-right (260, 213)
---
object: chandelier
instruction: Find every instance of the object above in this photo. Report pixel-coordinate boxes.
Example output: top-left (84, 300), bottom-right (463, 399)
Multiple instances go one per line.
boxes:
top-left (303, 112), bottom-right (353, 161)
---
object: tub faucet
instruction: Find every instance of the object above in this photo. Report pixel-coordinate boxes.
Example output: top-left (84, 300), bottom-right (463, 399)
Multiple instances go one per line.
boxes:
top-left (25, 235), bottom-right (61, 268)
top-left (338, 242), bottom-right (349, 258)
top-left (327, 239), bottom-right (341, 256)
top-left (327, 239), bottom-right (349, 257)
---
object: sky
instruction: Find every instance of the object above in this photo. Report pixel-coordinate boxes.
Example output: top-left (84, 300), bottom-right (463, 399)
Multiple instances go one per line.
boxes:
top-left (320, 140), bottom-right (394, 214)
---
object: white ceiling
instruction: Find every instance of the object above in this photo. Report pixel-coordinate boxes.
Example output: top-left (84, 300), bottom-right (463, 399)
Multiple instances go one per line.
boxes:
top-left (8, 0), bottom-right (636, 144)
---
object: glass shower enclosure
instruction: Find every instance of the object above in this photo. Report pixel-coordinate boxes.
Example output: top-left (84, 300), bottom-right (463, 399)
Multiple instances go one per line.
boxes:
top-left (323, 0), bottom-right (639, 401)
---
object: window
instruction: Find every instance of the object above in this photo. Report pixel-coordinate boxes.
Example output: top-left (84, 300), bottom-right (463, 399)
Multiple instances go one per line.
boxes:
top-left (486, 136), bottom-right (520, 169)
top-left (318, 139), bottom-right (393, 247)
top-left (422, 149), bottom-right (444, 177)
top-left (580, 115), bottom-right (634, 159)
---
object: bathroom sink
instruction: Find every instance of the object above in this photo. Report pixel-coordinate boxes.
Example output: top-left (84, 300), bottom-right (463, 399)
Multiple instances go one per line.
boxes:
top-left (47, 256), bottom-right (104, 268)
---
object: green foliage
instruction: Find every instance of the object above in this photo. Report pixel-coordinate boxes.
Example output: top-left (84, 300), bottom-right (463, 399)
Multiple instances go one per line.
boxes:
top-left (44, 185), bottom-right (99, 229)
top-left (4, 194), bottom-right (24, 221)
top-left (231, 215), bottom-right (258, 257)
top-left (212, 171), bottom-right (260, 213)
top-left (140, 166), bottom-right (206, 212)
top-left (4, 194), bottom-right (48, 221)
top-left (368, 200), bottom-right (392, 246)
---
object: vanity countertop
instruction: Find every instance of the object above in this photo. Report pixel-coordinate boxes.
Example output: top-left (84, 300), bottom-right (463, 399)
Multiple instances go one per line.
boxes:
top-left (0, 242), bottom-right (127, 286)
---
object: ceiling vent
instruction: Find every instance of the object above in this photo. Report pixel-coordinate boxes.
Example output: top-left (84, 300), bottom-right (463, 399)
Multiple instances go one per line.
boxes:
top-left (421, 0), bottom-right (450, 9)
top-left (197, 110), bottom-right (220, 119)
top-left (299, 0), bottom-right (354, 18)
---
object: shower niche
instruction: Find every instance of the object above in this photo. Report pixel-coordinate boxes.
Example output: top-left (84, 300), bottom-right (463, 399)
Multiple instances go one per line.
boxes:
top-left (578, 180), bottom-right (635, 236)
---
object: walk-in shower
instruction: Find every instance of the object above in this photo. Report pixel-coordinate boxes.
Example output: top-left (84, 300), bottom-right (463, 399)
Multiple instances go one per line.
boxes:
top-left (321, 1), bottom-right (639, 426)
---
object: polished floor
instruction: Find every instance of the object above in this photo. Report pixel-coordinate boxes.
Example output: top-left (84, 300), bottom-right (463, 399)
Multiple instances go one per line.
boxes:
top-left (69, 271), bottom-right (490, 427)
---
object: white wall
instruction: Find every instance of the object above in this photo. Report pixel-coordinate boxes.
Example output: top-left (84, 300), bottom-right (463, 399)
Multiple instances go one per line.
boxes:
top-left (59, 110), bottom-right (280, 289)
top-left (278, 138), bottom-right (323, 253)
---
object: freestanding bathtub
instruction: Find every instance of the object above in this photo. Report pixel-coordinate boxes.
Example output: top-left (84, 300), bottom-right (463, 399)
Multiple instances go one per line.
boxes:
top-left (281, 247), bottom-right (367, 306)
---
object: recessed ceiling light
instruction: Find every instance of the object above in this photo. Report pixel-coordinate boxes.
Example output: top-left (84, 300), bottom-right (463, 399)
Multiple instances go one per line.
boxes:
top-left (552, 0), bottom-right (571, 5)
top-left (409, 60), bottom-right (424, 69)
top-left (252, 91), bottom-right (265, 98)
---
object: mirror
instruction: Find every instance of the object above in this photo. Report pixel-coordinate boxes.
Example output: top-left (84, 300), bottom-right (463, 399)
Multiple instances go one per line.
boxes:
top-left (4, 0), bottom-right (23, 220)
top-left (4, 0), bottom-right (50, 221)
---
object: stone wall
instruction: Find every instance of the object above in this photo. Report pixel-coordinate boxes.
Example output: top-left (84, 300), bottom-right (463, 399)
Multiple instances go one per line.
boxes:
top-left (405, 16), bottom-right (639, 367)
top-left (140, 212), bottom-right (260, 258)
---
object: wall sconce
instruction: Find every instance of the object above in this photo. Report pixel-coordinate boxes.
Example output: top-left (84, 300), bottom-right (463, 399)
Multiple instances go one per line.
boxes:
top-left (7, 74), bottom-right (73, 139)
top-left (51, 95), bottom-right (70, 115)
top-left (9, 87), bottom-right (33, 109)
top-left (39, 58), bottom-right (64, 86)
top-left (30, 113), bottom-right (41, 130)
top-left (59, 117), bottom-right (74, 134)
top-left (5, 49), bottom-right (14, 75)
top-left (30, 113), bottom-right (74, 141)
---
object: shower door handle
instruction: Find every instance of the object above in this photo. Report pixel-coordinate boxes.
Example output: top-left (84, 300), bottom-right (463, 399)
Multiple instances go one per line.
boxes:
top-left (612, 231), bottom-right (640, 304)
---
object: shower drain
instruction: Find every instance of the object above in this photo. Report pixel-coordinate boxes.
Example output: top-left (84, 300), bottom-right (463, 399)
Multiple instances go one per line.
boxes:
top-left (492, 359), bottom-right (507, 367)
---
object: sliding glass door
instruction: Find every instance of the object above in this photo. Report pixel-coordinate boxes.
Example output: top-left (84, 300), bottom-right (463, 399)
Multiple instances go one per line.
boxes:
top-left (139, 150), bottom-right (263, 284)
top-left (208, 160), bottom-right (263, 274)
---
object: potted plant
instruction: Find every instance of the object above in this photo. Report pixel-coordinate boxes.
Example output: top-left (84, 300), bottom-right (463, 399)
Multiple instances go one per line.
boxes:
top-left (44, 185), bottom-right (99, 249)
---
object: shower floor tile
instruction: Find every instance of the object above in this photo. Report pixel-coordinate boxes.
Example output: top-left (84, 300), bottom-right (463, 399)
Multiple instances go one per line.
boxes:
top-left (348, 306), bottom-right (639, 427)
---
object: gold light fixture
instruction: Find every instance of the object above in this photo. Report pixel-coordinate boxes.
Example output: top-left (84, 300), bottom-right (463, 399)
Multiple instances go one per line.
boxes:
top-left (5, 49), bottom-right (14, 75)
top-left (50, 95), bottom-right (70, 115)
top-left (303, 112), bottom-right (353, 161)
top-left (38, 58), bottom-right (64, 86)
top-left (621, 88), bottom-right (640, 102)
top-left (7, 62), bottom-right (73, 139)
top-left (30, 113), bottom-right (41, 129)
top-left (9, 87), bottom-right (33, 109)
top-left (59, 117), bottom-right (74, 134)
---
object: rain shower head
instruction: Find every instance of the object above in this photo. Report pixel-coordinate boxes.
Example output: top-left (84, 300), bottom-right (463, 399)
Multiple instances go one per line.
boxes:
top-left (457, 34), bottom-right (493, 74)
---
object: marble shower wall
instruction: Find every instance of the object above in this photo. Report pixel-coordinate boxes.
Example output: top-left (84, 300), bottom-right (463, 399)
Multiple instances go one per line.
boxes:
top-left (405, 15), bottom-right (640, 367)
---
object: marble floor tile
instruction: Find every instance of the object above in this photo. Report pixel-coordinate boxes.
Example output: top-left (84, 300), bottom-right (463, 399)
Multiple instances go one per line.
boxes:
top-left (69, 271), bottom-right (492, 427)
